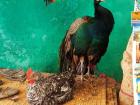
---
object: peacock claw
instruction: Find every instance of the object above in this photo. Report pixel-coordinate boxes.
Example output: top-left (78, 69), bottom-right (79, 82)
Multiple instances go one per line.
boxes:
top-left (76, 63), bottom-right (86, 75)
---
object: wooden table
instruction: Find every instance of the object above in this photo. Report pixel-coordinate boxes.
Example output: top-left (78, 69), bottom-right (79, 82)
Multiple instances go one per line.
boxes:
top-left (0, 76), bottom-right (119, 105)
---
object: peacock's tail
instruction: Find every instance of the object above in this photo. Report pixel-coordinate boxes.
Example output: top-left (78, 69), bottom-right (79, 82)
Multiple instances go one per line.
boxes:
top-left (59, 18), bottom-right (87, 73)
top-left (59, 32), bottom-right (74, 73)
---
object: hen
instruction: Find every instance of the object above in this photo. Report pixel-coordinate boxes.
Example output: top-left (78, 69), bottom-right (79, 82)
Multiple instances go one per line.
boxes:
top-left (26, 68), bottom-right (75, 105)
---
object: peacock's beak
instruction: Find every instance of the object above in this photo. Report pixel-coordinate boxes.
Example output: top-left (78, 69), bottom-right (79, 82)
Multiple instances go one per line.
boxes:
top-left (96, 0), bottom-right (104, 2)
top-left (94, 0), bottom-right (104, 4)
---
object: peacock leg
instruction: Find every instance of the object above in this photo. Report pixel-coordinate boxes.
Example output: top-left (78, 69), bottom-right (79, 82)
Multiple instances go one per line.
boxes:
top-left (72, 55), bottom-right (78, 72)
top-left (73, 55), bottom-right (78, 66)
top-left (87, 66), bottom-right (90, 76)
top-left (87, 55), bottom-right (95, 75)
top-left (79, 56), bottom-right (84, 83)
top-left (87, 55), bottom-right (100, 76)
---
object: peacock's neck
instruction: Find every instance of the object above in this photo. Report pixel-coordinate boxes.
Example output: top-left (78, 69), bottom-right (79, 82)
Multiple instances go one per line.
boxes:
top-left (94, 4), bottom-right (101, 18)
top-left (94, 0), bottom-right (103, 18)
top-left (94, 5), bottom-right (109, 19)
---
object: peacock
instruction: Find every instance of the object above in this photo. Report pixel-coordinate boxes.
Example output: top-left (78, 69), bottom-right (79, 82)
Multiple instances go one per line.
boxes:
top-left (59, 0), bottom-right (115, 81)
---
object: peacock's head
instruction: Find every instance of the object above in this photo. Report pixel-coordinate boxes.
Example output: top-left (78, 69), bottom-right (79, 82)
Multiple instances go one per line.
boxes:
top-left (26, 68), bottom-right (42, 85)
top-left (94, 0), bottom-right (104, 5)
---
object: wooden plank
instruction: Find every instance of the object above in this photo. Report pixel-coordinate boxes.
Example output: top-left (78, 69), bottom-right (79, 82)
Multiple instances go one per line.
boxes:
top-left (106, 78), bottom-right (118, 105)
top-left (65, 76), bottom-right (107, 105)
top-left (0, 77), bottom-right (28, 105)
top-left (0, 75), bottom-right (118, 105)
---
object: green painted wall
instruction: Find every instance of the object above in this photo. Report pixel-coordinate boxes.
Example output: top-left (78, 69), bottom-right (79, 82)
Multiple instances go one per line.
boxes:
top-left (0, 0), bottom-right (133, 81)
